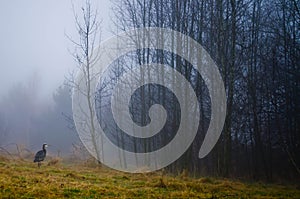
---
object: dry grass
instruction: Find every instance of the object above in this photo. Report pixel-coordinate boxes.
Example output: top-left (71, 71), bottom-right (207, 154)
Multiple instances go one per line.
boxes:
top-left (0, 156), bottom-right (299, 198)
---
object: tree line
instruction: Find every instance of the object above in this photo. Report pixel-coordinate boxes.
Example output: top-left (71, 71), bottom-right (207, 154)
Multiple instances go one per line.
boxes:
top-left (1, 0), bottom-right (298, 181)
top-left (110, 0), bottom-right (299, 180)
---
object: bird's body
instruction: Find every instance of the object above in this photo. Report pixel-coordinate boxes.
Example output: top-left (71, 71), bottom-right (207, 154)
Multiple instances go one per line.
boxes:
top-left (34, 143), bottom-right (47, 167)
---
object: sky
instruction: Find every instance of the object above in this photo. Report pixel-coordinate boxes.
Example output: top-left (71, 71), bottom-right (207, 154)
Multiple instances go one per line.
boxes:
top-left (0, 0), bottom-right (113, 101)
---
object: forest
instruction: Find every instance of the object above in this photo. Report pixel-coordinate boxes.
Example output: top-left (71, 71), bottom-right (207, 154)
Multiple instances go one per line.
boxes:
top-left (0, 0), bottom-right (299, 185)
top-left (106, 0), bottom-right (300, 180)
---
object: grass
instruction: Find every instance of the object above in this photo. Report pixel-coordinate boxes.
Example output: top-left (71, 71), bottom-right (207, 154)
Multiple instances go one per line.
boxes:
top-left (0, 157), bottom-right (299, 198)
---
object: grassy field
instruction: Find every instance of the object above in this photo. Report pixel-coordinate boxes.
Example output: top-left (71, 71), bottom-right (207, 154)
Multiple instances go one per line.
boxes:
top-left (0, 156), bottom-right (299, 198)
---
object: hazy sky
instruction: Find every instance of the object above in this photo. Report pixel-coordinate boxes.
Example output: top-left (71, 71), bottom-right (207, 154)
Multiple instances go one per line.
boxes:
top-left (0, 0), bottom-right (113, 100)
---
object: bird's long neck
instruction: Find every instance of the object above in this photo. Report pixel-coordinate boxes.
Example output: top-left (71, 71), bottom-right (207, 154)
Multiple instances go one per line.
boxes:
top-left (43, 146), bottom-right (46, 152)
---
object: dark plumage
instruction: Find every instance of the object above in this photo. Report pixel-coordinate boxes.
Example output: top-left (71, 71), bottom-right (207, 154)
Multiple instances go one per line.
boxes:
top-left (34, 143), bottom-right (48, 167)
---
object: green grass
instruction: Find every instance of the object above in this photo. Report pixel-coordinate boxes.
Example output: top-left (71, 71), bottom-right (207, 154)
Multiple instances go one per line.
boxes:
top-left (0, 158), bottom-right (299, 198)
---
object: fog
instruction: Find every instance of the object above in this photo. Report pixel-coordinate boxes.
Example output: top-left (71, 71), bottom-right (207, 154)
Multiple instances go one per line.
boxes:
top-left (0, 0), bottom-right (113, 99)
top-left (0, 0), bottom-right (113, 155)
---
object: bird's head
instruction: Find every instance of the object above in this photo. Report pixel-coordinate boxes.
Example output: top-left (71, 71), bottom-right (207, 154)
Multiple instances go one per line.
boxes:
top-left (43, 143), bottom-right (48, 148)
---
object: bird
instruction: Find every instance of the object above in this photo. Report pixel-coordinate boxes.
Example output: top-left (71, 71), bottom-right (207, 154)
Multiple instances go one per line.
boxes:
top-left (34, 143), bottom-right (48, 167)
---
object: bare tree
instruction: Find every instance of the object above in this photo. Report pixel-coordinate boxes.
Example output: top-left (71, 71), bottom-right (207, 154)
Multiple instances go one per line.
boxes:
top-left (111, 0), bottom-right (300, 180)
top-left (0, 112), bottom-right (9, 146)
top-left (66, 0), bottom-right (102, 163)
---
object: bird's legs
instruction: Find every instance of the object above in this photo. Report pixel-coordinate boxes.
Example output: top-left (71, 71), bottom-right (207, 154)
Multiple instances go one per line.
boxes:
top-left (38, 162), bottom-right (41, 168)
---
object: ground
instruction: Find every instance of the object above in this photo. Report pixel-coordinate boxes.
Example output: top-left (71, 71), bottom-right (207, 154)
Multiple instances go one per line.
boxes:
top-left (0, 156), bottom-right (299, 198)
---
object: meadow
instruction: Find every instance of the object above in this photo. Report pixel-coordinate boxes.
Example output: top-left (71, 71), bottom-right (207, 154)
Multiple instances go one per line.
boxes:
top-left (0, 155), bottom-right (299, 198)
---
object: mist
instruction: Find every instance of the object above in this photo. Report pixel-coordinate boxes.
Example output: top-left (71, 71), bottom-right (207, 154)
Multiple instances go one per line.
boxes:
top-left (0, 0), bottom-right (113, 155)
top-left (0, 0), bottom-right (298, 183)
